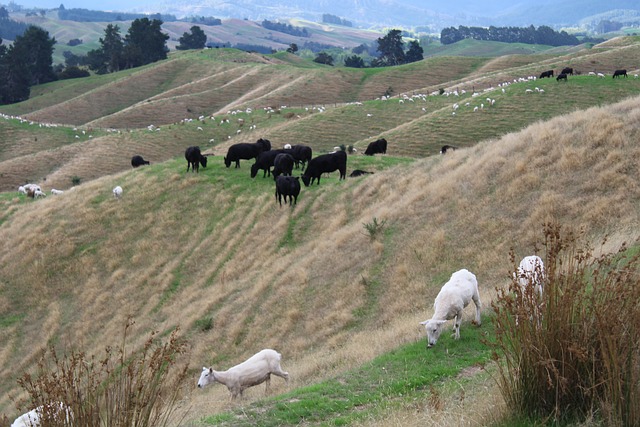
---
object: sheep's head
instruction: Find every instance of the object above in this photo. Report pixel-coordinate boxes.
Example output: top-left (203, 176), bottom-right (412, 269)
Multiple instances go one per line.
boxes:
top-left (197, 367), bottom-right (215, 388)
top-left (420, 319), bottom-right (447, 348)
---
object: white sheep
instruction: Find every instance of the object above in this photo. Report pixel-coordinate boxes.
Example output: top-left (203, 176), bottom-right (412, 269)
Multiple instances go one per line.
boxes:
top-left (12, 402), bottom-right (71, 427)
top-left (420, 269), bottom-right (482, 348)
top-left (515, 255), bottom-right (545, 297)
top-left (197, 349), bottom-right (289, 400)
top-left (50, 189), bottom-right (64, 195)
top-left (33, 189), bottom-right (47, 198)
top-left (113, 186), bottom-right (123, 199)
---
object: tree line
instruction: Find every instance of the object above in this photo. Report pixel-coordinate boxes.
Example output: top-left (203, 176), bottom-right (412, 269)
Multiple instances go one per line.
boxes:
top-left (57, 5), bottom-right (177, 23)
top-left (0, 18), bottom-right (171, 104)
top-left (261, 20), bottom-right (310, 38)
top-left (440, 24), bottom-right (603, 46)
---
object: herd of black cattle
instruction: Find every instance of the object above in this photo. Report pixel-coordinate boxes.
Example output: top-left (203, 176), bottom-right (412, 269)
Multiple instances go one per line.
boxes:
top-left (130, 137), bottom-right (388, 206)
top-left (539, 66), bottom-right (630, 82)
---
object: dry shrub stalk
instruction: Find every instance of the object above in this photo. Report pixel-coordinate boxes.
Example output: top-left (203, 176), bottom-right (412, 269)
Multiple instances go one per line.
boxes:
top-left (491, 222), bottom-right (640, 425)
top-left (15, 318), bottom-right (190, 427)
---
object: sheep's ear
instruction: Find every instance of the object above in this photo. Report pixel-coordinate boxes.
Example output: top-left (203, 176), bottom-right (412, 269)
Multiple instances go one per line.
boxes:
top-left (202, 367), bottom-right (207, 371)
top-left (436, 320), bottom-right (447, 325)
top-left (419, 321), bottom-right (428, 325)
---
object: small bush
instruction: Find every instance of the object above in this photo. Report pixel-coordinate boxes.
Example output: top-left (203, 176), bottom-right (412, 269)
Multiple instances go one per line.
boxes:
top-left (70, 176), bottom-right (81, 186)
top-left (15, 318), bottom-right (190, 427)
top-left (363, 217), bottom-right (387, 240)
top-left (490, 222), bottom-right (640, 425)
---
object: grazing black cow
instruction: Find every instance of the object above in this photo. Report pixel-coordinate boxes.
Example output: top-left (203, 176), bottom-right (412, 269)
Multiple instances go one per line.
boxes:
top-left (556, 73), bottom-right (568, 82)
top-left (561, 67), bottom-right (574, 75)
top-left (224, 142), bottom-right (267, 168)
top-left (272, 153), bottom-right (295, 179)
top-left (349, 169), bottom-right (373, 177)
top-left (250, 149), bottom-right (287, 178)
top-left (131, 155), bottom-right (150, 168)
top-left (440, 145), bottom-right (458, 154)
top-left (185, 146), bottom-right (208, 173)
top-left (539, 70), bottom-right (554, 79)
top-left (301, 151), bottom-right (347, 186)
top-left (286, 144), bottom-right (313, 170)
top-left (364, 138), bottom-right (388, 156)
top-left (275, 176), bottom-right (301, 206)
top-left (613, 69), bottom-right (627, 78)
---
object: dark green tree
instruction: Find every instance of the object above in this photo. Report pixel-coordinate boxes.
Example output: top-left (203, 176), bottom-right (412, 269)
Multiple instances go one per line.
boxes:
top-left (405, 40), bottom-right (423, 63)
top-left (376, 29), bottom-right (405, 66)
top-left (286, 43), bottom-right (298, 54)
top-left (0, 38), bottom-right (31, 104)
top-left (177, 25), bottom-right (206, 50)
top-left (0, 6), bottom-right (9, 19)
top-left (313, 52), bottom-right (334, 66)
top-left (344, 54), bottom-right (365, 68)
top-left (9, 25), bottom-right (57, 85)
top-left (123, 18), bottom-right (168, 68)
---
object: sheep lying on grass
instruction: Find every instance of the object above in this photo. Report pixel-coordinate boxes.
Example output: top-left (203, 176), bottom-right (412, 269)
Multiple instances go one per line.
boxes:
top-left (420, 269), bottom-right (482, 348)
top-left (197, 349), bottom-right (289, 400)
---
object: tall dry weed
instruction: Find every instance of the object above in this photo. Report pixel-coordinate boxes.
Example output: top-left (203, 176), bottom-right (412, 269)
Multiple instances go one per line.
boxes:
top-left (14, 318), bottom-right (190, 427)
top-left (491, 222), bottom-right (640, 425)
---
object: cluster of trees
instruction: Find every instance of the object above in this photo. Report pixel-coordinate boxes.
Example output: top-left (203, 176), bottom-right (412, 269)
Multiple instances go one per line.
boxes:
top-left (261, 20), bottom-right (310, 37)
top-left (0, 26), bottom-right (56, 104)
top-left (0, 6), bottom-right (29, 40)
top-left (84, 19), bottom-right (169, 74)
top-left (440, 25), bottom-right (581, 46)
top-left (177, 26), bottom-right (206, 50)
top-left (189, 16), bottom-right (222, 26)
top-left (322, 14), bottom-right (352, 27)
top-left (57, 5), bottom-right (176, 23)
top-left (310, 29), bottom-right (423, 68)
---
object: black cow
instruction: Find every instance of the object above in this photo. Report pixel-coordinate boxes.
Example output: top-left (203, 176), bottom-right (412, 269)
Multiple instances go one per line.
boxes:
top-left (224, 142), bottom-right (267, 168)
top-left (349, 169), bottom-right (373, 177)
top-left (364, 138), bottom-right (388, 156)
top-left (250, 149), bottom-right (287, 178)
top-left (613, 69), bottom-right (627, 78)
top-left (287, 144), bottom-right (313, 170)
top-left (561, 67), bottom-right (574, 75)
top-left (185, 146), bottom-right (208, 173)
top-left (131, 155), bottom-right (150, 168)
top-left (256, 138), bottom-right (272, 151)
top-left (556, 73), bottom-right (568, 82)
top-left (301, 151), bottom-right (347, 187)
top-left (272, 153), bottom-right (295, 179)
top-left (275, 176), bottom-right (301, 206)
top-left (440, 145), bottom-right (458, 154)
top-left (539, 70), bottom-right (554, 79)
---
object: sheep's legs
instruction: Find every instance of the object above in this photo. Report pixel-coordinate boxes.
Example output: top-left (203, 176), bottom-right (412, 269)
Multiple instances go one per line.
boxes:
top-left (453, 315), bottom-right (461, 339)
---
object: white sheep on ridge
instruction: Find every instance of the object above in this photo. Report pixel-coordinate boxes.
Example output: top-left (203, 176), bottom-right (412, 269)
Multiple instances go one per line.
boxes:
top-left (420, 269), bottom-right (482, 348)
top-left (197, 349), bottom-right (289, 400)
top-left (515, 255), bottom-right (545, 297)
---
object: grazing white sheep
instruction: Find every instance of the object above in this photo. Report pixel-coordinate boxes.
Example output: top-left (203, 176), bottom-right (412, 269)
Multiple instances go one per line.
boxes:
top-left (50, 189), bottom-right (64, 195)
top-left (33, 189), bottom-right (47, 198)
top-left (197, 349), bottom-right (289, 400)
top-left (420, 269), bottom-right (482, 348)
top-left (515, 255), bottom-right (545, 297)
top-left (113, 186), bottom-right (123, 199)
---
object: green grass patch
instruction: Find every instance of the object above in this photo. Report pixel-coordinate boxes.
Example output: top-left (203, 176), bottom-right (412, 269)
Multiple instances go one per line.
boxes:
top-left (201, 314), bottom-right (494, 426)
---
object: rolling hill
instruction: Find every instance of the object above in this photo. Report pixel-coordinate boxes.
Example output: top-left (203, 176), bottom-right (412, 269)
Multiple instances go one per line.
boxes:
top-left (1, 37), bottom-right (640, 425)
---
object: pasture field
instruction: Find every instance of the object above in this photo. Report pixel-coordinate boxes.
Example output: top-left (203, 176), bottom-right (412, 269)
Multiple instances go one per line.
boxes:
top-left (1, 37), bottom-right (640, 425)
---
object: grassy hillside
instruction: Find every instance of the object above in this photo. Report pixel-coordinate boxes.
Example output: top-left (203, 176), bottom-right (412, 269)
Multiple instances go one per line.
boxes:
top-left (1, 37), bottom-right (640, 425)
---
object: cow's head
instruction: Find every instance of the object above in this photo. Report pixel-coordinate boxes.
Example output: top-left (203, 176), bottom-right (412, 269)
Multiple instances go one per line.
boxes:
top-left (301, 175), bottom-right (311, 187)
